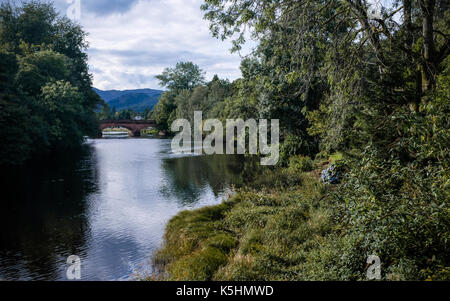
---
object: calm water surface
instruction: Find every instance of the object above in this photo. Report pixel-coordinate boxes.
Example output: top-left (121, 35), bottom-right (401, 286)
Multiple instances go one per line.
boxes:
top-left (0, 138), bottom-right (258, 280)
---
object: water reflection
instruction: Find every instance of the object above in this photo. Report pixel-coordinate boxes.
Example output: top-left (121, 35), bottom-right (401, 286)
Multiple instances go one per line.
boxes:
top-left (160, 154), bottom-right (244, 206)
top-left (0, 138), bottom-right (260, 280)
top-left (0, 148), bottom-right (95, 280)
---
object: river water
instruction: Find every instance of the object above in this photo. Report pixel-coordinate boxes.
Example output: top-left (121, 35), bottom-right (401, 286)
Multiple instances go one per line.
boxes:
top-left (0, 138), bottom-right (259, 280)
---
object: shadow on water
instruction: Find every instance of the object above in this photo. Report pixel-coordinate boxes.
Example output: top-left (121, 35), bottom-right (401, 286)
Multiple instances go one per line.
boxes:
top-left (0, 145), bottom-right (98, 280)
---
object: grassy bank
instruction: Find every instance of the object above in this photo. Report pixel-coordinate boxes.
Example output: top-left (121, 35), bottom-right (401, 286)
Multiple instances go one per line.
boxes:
top-left (151, 153), bottom-right (449, 281)
top-left (152, 159), bottom-right (353, 280)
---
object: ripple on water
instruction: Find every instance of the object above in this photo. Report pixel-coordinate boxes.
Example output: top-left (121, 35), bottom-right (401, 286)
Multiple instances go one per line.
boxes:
top-left (0, 138), bottom-right (256, 280)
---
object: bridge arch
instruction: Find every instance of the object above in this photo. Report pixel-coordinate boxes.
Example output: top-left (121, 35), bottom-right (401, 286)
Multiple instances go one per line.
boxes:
top-left (100, 125), bottom-right (134, 136)
top-left (99, 120), bottom-right (157, 137)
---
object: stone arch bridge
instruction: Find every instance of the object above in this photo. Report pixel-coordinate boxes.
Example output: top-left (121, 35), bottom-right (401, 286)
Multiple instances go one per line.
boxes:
top-left (99, 120), bottom-right (157, 137)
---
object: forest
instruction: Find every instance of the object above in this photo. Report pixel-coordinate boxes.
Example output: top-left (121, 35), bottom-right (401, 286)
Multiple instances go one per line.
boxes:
top-left (0, 1), bottom-right (101, 165)
top-left (153, 0), bottom-right (449, 281)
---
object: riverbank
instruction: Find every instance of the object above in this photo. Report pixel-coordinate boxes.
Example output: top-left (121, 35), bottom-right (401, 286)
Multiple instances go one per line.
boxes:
top-left (151, 152), bottom-right (450, 281)
top-left (151, 158), bottom-right (351, 280)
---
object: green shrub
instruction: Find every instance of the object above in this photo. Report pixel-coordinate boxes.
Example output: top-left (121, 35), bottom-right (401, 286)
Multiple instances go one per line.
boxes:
top-left (328, 152), bottom-right (344, 163)
top-left (247, 168), bottom-right (303, 190)
top-left (279, 134), bottom-right (318, 166)
top-left (288, 155), bottom-right (314, 173)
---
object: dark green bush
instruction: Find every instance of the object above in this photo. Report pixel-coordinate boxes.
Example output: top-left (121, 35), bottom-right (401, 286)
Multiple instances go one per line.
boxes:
top-left (289, 155), bottom-right (315, 173)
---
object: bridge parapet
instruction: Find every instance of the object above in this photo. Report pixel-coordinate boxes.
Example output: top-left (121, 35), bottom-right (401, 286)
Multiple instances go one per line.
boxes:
top-left (99, 120), bottom-right (157, 137)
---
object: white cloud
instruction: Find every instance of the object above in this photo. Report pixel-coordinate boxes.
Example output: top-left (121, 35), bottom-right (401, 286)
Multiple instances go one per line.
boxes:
top-left (55, 0), bottom-right (254, 90)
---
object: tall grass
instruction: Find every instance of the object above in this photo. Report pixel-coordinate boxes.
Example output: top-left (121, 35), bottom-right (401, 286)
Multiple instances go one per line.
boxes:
top-left (151, 152), bottom-right (449, 280)
top-left (152, 164), bottom-right (353, 280)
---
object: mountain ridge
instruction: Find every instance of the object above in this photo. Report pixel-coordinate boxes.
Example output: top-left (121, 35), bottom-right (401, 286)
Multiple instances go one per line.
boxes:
top-left (94, 87), bottom-right (164, 112)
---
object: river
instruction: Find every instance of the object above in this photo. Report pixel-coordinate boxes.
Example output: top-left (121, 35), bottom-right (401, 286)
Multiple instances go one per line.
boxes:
top-left (0, 138), bottom-right (259, 281)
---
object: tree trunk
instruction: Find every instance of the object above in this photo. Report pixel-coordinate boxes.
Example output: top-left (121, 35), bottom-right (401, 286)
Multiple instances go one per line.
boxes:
top-left (420, 0), bottom-right (436, 96)
top-left (403, 0), bottom-right (421, 112)
top-left (403, 0), bottom-right (413, 46)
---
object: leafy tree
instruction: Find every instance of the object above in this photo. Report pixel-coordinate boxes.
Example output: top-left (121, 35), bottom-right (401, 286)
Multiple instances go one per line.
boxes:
top-left (153, 70), bottom-right (234, 133)
top-left (156, 62), bottom-right (206, 92)
top-left (16, 1), bottom-right (57, 46)
top-left (0, 1), bottom-right (100, 165)
top-left (152, 91), bottom-right (178, 131)
top-left (153, 62), bottom-right (208, 132)
top-left (15, 49), bottom-right (69, 95)
top-left (0, 48), bottom-right (17, 90)
top-left (98, 102), bottom-right (112, 120)
top-left (0, 93), bottom-right (33, 165)
top-left (39, 80), bottom-right (85, 148)
top-left (201, 0), bottom-right (449, 149)
top-left (199, 0), bottom-right (450, 279)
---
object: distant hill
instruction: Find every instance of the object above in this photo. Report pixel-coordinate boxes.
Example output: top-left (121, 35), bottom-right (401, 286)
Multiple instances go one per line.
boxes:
top-left (93, 88), bottom-right (163, 112)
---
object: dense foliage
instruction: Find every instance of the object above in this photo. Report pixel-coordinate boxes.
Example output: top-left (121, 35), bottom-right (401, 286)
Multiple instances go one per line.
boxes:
top-left (153, 68), bottom-right (234, 132)
top-left (155, 0), bottom-right (449, 280)
top-left (0, 1), bottom-right (100, 165)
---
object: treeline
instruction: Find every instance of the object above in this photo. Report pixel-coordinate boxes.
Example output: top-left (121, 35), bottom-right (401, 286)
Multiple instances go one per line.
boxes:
top-left (98, 105), bottom-right (152, 121)
top-left (153, 59), bottom-right (318, 164)
top-left (0, 1), bottom-right (100, 165)
top-left (153, 62), bottom-right (231, 131)
top-left (156, 0), bottom-right (449, 280)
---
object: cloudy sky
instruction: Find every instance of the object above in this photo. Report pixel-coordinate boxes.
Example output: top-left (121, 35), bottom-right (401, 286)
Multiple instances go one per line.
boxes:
top-left (52, 0), bottom-right (254, 90)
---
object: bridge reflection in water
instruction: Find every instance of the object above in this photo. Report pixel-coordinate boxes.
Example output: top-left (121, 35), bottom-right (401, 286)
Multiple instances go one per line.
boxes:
top-left (99, 120), bottom-right (157, 137)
